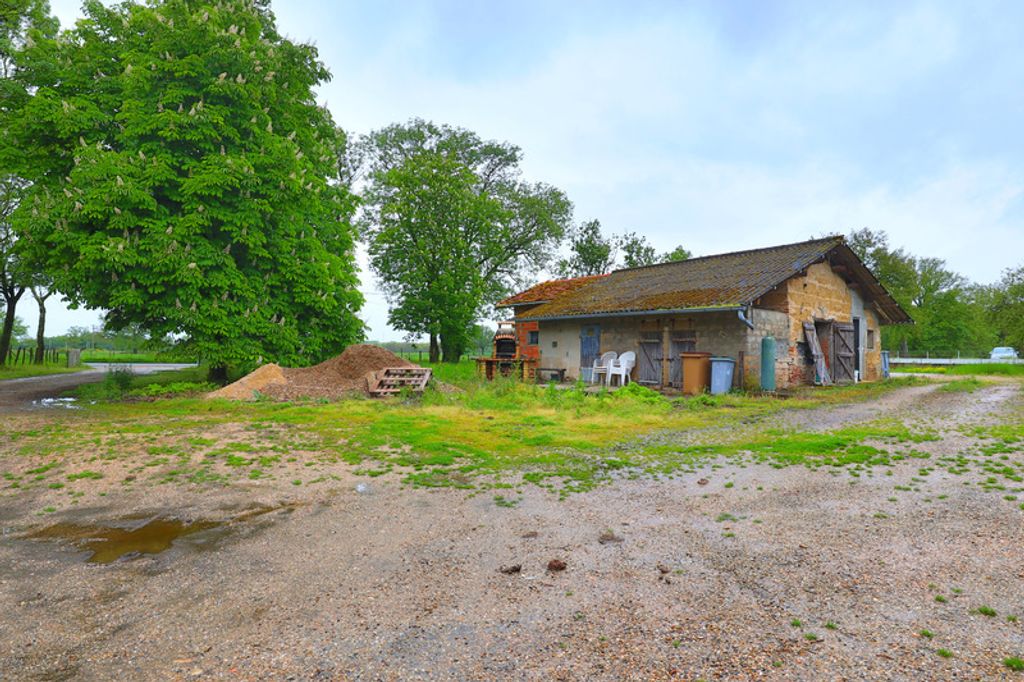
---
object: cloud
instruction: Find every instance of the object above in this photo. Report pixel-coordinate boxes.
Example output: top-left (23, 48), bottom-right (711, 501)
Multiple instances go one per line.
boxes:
top-left (35, 0), bottom-right (1024, 340)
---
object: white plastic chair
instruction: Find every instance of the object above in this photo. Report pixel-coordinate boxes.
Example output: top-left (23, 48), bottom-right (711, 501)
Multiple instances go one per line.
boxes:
top-left (607, 351), bottom-right (636, 387)
top-left (591, 351), bottom-right (617, 385)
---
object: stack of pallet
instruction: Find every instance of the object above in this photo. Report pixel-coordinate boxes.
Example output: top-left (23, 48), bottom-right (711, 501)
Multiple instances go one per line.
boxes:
top-left (368, 367), bottom-right (433, 397)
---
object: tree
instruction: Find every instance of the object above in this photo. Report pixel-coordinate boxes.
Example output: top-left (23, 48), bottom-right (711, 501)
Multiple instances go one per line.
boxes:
top-left (361, 119), bottom-right (572, 362)
top-left (618, 231), bottom-right (658, 268)
top-left (5, 1), bottom-right (363, 381)
top-left (663, 245), bottom-right (692, 262)
top-left (0, 176), bottom-right (28, 366)
top-left (989, 265), bottom-right (1024, 352)
top-left (470, 324), bottom-right (494, 357)
top-left (556, 219), bottom-right (615, 278)
top-left (0, 2), bottom-right (55, 367)
top-left (847, 228), bottom-right (999, 356)
top-left (29, 280), bottom-right (52, 363)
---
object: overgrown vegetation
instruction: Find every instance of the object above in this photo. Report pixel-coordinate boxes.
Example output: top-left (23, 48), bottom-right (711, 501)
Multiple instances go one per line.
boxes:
top-left (9, 370), bottom-right (1009, 502)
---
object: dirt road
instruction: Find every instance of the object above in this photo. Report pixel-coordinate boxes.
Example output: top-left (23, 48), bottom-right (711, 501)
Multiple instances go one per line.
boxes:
top-left (0, 382), bottom-right (1022, 680)
top-left (0, 363), bottom-right (196, 409)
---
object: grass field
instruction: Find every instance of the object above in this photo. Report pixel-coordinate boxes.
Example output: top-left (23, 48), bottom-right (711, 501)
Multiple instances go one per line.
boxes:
top-left (0, 363), bottom-right (89, 381)
top-left (79, 350), bottom-right (194, 363)
top-left (892, 363), bottom-right (1024, 377)
top-left (15, 368), bottom-right (951, 497)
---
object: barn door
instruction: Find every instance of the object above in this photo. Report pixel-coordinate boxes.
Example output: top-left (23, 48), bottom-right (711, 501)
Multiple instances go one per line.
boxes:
top-left (669, 333), bottom-right (696, 387)
top-left (834, 323), bottom-right (856, 383)
top-left (638, 339), bottom-right (661, 385)
top-left (579, 325), bottom-right (600, 382)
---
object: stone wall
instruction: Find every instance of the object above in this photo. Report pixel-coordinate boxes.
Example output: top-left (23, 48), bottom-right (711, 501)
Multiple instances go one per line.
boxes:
top-left (535, 312), bottom-right (753, 386)
top-left (518, 259), bottom-right (887, 387)
top-left (779, 261), bottom-right (884, 382)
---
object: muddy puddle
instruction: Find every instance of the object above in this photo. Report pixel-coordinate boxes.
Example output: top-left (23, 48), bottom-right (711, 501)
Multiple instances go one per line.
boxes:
top-left (23, 503), bottom-right (298, 564)
top-left (24, 518), bottom-right (221, 563)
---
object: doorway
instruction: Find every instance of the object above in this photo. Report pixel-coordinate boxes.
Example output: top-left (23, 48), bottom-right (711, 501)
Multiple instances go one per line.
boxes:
top-left (579, 325), bottom-right (600, 382)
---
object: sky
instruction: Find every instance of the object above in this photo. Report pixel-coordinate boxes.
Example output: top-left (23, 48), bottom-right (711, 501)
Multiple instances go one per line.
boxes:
top-left (21, 0), bottom-right (1024, 341)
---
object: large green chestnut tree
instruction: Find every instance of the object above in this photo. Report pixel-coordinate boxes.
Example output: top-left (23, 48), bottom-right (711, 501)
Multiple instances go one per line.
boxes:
top-left (5, 1), bottom-right (363, 379)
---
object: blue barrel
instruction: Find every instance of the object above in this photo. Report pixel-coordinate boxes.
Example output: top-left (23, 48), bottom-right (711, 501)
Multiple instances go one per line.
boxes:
top-left (760, 336), bottom-right (776, 391)
top-left (710, 357), bottom-right (735, 395)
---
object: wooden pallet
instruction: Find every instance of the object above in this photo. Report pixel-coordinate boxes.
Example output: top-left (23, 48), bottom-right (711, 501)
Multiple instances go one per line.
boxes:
top-left (369, 367), bottom-right (433, 397)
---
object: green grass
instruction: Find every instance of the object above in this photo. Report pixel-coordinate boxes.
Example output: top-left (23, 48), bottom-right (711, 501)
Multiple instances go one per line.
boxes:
top-left (892, 363), bottom-right (1024, 377)
top-left (79, 349), bottom-right (194, 363)
top-left (936, 648), bottom-right (954, 659)
top-left (939, 378), bottom-right (985, 393)
top-left (0, 373), bottom-right (980, 497)
top-left (977, 605), bottom-right (997, 617)
top-left (420, 359), bottom-right (478, 385)
top-left (0, 363), bottom-right (89, 381)
top-left (1005, 657), bottom-right (1024, 672)
top-left (72, 366), bottom-right (223, 401)
top-left (919, 629), bottom-right (934, 639)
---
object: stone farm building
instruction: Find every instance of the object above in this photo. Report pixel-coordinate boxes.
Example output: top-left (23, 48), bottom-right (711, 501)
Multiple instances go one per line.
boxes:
top-left (497, 237), bottom-right (911, 390)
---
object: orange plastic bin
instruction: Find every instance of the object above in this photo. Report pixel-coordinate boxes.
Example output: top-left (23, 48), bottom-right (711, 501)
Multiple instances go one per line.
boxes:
top-left (680, 352), bottom-right (712, 395)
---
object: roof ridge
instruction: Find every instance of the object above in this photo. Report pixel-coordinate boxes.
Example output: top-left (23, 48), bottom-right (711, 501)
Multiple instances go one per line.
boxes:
top-left (613, 235), bottom-right (844, 274)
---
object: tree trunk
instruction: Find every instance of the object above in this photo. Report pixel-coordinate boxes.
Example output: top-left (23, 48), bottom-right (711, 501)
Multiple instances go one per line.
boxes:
top-left (0, 289), bottom-right (25, 368)
top-left (440, 335), bottom-right (463, 363)
top-left (33, 296), bottom-right (46, 364)
top-left (428, 333), bottom-right (440, 363)
top-left (208, 364), bottom-right (229, 385)
top-left (900, 338), bottom-right (909, 356)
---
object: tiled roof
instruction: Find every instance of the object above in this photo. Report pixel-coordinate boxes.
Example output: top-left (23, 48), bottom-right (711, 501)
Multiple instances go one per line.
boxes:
top-left (519, 237), bottom-right (911, 324)
top-left (497, 274), bottom-right (609, 307)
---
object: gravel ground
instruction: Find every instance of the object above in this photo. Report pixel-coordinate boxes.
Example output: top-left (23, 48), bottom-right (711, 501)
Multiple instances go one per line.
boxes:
top-left (1, 382), bottom-right (1022, 680)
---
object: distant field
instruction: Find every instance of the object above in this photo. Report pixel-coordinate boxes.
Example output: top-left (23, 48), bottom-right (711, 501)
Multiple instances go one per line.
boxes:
top-left (0, 363), bottom-right (89, 381)
top-left (80, 350), bottom-right (193, 364)
top-left (892, 364), bottom-right (1024, 377)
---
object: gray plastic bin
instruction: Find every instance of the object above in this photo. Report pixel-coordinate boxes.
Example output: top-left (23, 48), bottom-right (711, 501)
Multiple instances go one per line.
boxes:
top-left (710, 357), bottom-right (735, 395)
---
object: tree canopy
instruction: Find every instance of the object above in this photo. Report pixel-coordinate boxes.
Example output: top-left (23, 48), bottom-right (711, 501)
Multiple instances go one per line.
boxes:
top-left (558, 222), bottom-right (691, 275)
top-left (3, 0), bottom-right (363, 377)
top-left (846, 228), bottom-right (1009, 357)
top-left (361, 119), bottom-right (572, 361)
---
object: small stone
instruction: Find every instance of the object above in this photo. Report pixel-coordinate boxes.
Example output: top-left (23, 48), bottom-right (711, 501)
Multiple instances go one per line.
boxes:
top-left (547, 559), bottom-right (567, 572)
top-left (499, 564), bottom-right (522, 575)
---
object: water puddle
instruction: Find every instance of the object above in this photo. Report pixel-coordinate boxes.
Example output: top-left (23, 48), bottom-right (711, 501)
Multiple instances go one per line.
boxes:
top-left (31, 397), bottom-right (82, 409)
top-left (24, 518), bottom-right (221, 564)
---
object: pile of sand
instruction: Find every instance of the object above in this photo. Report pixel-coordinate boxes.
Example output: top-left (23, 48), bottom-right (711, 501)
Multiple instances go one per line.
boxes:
top-left (208, 344), bottom-right (418, 401)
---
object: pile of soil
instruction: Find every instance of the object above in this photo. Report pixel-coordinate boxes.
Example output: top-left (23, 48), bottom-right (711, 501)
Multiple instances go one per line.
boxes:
top-left (208, 344), bottom-right (418, 401)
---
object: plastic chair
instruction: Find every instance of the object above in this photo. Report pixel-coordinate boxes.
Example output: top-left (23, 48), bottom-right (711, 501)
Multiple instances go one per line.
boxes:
top-left (607, 351), bottom-right (635, 387)
top-left (591, 351), bottom-right (617, 385)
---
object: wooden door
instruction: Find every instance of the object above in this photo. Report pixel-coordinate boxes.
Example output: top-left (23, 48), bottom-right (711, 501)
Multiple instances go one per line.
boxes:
top-left (834, 323), bottom-right (856, 383)
top-left (579, 325), bottom-right (600, 382)
top-left (669, 334), bottom-right (696, 387)
top-left (638, 340), bottom-right (661, 385)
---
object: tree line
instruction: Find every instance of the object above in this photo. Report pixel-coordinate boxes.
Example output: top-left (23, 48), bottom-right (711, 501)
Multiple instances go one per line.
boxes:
top-left (847, 229), bottom-right (1022, 358)
top-left (1, 1), bottom-right (1019, 379)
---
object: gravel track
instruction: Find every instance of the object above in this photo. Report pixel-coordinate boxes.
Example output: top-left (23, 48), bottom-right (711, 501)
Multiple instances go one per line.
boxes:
top-left (1, 382), bottom-right (1022, 680)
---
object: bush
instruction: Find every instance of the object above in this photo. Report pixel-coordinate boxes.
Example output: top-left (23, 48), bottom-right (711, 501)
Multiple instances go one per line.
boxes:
top-left (129, 381), bottom-right (216, 398)
top-left (612, 382), bottom-right (669, 406)
top-left (106, 367), bottom-right (135, 396)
